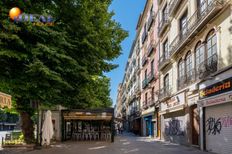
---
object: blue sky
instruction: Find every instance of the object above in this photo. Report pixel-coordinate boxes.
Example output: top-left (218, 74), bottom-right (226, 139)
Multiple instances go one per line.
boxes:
top-left (106, 0), bottom-right (146, 106)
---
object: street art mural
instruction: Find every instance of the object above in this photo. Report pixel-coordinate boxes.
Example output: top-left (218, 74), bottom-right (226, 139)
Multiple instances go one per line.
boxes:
top-left (206, 116), bottom-right (232, 135)
top-left (165, 119), bottom-right (184, 136)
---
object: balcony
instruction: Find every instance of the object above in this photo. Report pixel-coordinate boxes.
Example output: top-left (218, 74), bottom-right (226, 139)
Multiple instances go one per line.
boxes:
top-left (169, 0), bottom-right (182, 17)
top-left (158, 15), bottom-right (169, 36)
top-left (142, 101), bottom-right (149, 110)
top-left (147, 44), bottom-right (155, 57)
top-left (142, 78), bottom-right (148, 89)
top-left (147, 71), bottom-right (157, 83)
top-left (130, 107), bottom-right (141, 118)
top-left (169, 0), bottom-right (224, 57)
top-left (147, 97), bottom-right (155, 107)
top-left (158, 53), bottom-right (171, 70)
top-left (142, 31), bottom-right (148, 44)
top-left (159, 87), bottom-right (172, 101)
top-left (177, 70), bottom-right (197, 90)
top-left (147, 14), bottom-right (154, 31)
top-left (198, 54), bottom-right (218, 79)
top-left (135, 83), bottom-right (141, 94)
top-left (142, 56), bottom-right (148, 66)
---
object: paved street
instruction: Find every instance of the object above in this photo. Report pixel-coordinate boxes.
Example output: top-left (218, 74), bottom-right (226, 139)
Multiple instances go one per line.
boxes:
top-left (1, 133), bottom-right (213, 154)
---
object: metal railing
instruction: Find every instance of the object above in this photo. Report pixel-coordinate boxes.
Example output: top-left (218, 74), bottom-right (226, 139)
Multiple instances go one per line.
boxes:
top-left (169, 0), bottom-right (181, 16)
top-left (169, 0), bottom-right (224, 56)
top-left (142, 78), bottom-right (148, 89)
top-left (147, 71), bottom-right (157, 83)
top-left (142, 31), bottom-right (148, 44)
top-left (158, 52), bottom-right (170, 70)
top-left (148, 14), bottom-right (154, 31)
top-left (198, 54), bottom-right (218, 79)
top-left (142, 56), bottom-right (148, 66)
top-left (177, 69), bottom-right (197, 90)
top-left (159, 87), bottom-right (172, 100)
top-left (147, 44), bottom-right (154, 57)
top-left (142, 101), bottom-right (148, 110)
top-left (158, 13), bottom-right (169, 36)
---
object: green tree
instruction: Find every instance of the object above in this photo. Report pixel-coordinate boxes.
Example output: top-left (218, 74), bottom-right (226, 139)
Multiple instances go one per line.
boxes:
top-left (0, 0), bottom-right (127, 143)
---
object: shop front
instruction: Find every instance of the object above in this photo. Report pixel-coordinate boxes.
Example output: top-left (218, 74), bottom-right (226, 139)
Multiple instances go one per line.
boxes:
top-left (61, 108), bottom-right (114, 142)
top-left (160, 92), bottom-right (189, 145)
top-left (141, 107), bottom-right (155, 137)
top-left (143, 115), bottom-right (153, 136)
top-left (199, 76), bottom-right (232, 154)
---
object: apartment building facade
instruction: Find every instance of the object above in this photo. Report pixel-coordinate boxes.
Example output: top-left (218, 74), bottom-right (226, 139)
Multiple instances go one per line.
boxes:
top-left (137, 0), bottom-right (160, 137)
top-left (157, 0), bottom-right (232, 153)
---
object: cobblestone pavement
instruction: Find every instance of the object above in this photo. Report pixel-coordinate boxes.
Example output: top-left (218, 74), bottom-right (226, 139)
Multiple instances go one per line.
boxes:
top-left (0, 133), bottom-right (213, 154)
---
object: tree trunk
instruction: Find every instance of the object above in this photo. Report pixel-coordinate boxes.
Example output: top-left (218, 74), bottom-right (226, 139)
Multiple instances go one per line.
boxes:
top-left (20, 111), bottom-right (35, 144)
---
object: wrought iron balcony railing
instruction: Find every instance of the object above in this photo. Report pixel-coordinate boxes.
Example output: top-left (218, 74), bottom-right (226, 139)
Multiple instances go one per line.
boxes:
top-left (158, 52), bottom-right (170, 70)
top-left (142, 55), bottom-right (148, 66)
top-left (198, 54), bottom-right (218, 79)
top-left (142, 101), bottom-right (149, 110)
top-left (142, 78), bottom-right (148, 89)
top-left (142, 31), bottom-right (148, 44)
top-left (177, 69), bottom-right (197, 91)
top-left (169, 0), bottom-right (182, 17)
top-left (147, 71), bottom-right (157, 83)
top-left (159, 87), bottom-right (172, 100)
top-left (148, 13), bottom-right (154, 31)
top-left (147, 44), bottom-right (155, 57)
top-left (147, 97), bottom-right (156, 107)
top-left (158, 14), bottom-right (169, 36)
top-left (169, 0), bottom-right (224, 57)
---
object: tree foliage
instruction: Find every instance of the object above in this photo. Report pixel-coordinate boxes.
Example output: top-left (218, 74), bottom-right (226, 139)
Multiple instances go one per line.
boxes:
top-left (0, 0), bottom-right (127, 143)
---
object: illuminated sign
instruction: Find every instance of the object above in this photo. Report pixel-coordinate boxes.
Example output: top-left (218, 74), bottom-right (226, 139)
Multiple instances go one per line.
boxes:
top-left (199, 77), bottom-right (232, 99)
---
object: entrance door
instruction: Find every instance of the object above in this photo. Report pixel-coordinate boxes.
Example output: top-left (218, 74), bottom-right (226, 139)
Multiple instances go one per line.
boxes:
top-left (146, 120), bottom-right (150, 136)
top-left (191, 105), bottom-right (199, 145)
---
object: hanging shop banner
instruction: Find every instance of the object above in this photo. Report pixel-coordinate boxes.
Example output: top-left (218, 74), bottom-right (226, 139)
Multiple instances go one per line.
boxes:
top-left (199, 77), bottom-right (232, 99)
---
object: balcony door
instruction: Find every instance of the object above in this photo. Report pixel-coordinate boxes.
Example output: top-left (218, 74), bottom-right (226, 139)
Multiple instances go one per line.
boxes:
top-left (195, 42), bottom-right (205, 75)
top-left (163, 39), bottom-right (169, 60)
top-left (162, 5), bottom-right (168, 22)
top-left (180, 11), bottom-right (188, 37)
top-left (151, 60), bottom-right (154, 75)
top-left (206, 30), bottom-right (217, 67)
top-left (164, 74), bottom-right (169, 92)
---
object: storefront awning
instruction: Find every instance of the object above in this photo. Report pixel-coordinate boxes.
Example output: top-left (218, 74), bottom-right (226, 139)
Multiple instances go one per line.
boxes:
top-left (62, 108), bottom-right (114, 121)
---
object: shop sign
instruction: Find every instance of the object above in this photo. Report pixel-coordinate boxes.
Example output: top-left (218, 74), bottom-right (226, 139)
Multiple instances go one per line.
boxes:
top-left (199, 77), bottom-right (232, 99)
top-left (198, 92), bottom-right (232, 107)
top-left (188, 96), bottom-right (198, 106)
top-left (161, 92), bottom-right (185, 111)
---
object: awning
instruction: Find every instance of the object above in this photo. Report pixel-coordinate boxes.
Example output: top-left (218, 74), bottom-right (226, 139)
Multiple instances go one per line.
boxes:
top-left (62, 108), bottom-right (114, 121)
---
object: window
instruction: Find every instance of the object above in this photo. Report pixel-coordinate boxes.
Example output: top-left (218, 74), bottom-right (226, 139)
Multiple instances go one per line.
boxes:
top-left (186, 52), bottom-right (192, 78)
top-left (178, 59), bottom-right (185, 79)
top-left (162, 5), bottom-right (168, 21)
top-left (145, 93), bottom-right (148, 104)
top-left (144, 23), bottom-right (147, 33)
top-left (150, 5), bottom-right (153, 15)
top-left (151, 60), bottom-right (154, 74)
top-left (195, 42), bottom-right (205, 69)
top-left (164, 74), bottom-right (169, 91)
top-left (151, 87), bottom-right (154, 101)
top-left (198, 0), bottom-right (206, 14)
top-left (206, 30), bottom-right (217, 64)
top-left (145, 69), bottom-right (147, 79)
top-left (163, 39), bottom-right (169, 59)
top-left (180, 11), bottom-right (188, 36)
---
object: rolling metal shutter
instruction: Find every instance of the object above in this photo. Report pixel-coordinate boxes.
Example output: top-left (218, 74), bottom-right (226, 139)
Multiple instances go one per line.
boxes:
top-left (205, 102), bottom-right (232, 154)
